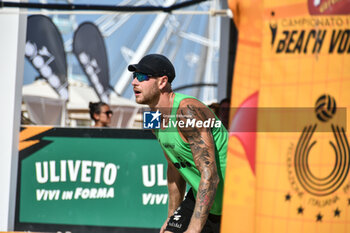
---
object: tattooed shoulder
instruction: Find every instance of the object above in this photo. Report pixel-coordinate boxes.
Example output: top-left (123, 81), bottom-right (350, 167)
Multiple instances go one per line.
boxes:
top-left (176, 99), bottom-right (215, 151)
top-left (176, 98), bottom-right (214, 122)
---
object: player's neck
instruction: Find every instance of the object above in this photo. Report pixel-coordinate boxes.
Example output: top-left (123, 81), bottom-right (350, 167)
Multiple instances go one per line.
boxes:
top-left (150, 91), bottom-right (174, 115)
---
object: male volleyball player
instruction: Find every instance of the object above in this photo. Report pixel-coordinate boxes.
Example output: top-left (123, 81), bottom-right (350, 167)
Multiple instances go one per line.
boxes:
top-left (129, 54), bottom-right (228, 233)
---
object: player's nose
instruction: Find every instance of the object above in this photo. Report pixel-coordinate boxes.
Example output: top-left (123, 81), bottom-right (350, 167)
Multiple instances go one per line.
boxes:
top-left (131, 77), bottom-right (139, 86)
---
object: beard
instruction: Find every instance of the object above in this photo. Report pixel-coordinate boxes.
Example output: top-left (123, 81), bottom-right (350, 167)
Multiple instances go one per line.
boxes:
top-left (135, 84), bottom-right (160, 105)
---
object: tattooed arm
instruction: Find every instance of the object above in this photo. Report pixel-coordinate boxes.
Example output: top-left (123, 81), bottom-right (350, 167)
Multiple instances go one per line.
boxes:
top-left (160, 152), bottom-right (186, 233)
top-left (177, 99), bottom-right (220, 233)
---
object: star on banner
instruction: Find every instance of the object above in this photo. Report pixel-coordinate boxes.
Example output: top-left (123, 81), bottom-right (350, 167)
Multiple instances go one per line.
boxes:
top-left (297, 206), bottom-right (304, 215)
top-left (316, 213), bottom-right (323, 222)
top-left (285, 193), bottom-right (291, 201)
top-left (334, 208), bottom-right (341, 217)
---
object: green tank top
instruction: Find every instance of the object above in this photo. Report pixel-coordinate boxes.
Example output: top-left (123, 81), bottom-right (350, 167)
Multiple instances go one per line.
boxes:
top-left (154, 92), bottom-right (228, 215)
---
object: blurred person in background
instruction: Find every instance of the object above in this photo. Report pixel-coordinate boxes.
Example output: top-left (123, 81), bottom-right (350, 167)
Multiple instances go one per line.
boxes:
top-left (208, 102), bottom-right (220, 116)
top-left (89, 101), bottom-right (113, 127)
top-left (218, 98), bottom-right (230, 130)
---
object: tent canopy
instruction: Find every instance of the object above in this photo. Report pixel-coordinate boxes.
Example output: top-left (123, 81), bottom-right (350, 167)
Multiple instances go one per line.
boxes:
top-left (22, 80), bottom-right (143, 127)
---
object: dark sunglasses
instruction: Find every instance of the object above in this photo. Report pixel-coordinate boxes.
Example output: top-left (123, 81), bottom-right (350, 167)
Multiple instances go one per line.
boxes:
top-left (101, 110), bottom-right (113, 116)
top-left (133, 72), bottom-right (153, 82)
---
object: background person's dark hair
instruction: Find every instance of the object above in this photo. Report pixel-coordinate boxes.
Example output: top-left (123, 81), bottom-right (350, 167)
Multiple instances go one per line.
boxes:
top-left (218, 98), bottom-right (231, 129)
top-left (208, 102), bottom-right (220, 116)
top-left (89, 101), bottom-right (108, 121)
top-left (219, 98), bottom-right (230, 106)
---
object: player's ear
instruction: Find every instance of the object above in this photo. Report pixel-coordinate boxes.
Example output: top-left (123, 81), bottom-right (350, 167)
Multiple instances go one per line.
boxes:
top-left (158, 75), bottom-right (168, 89)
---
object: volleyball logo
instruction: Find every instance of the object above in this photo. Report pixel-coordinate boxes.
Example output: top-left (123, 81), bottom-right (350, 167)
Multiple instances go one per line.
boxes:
top-left (293, 124), bottom-right (350, 197)
top-left (315, 94), bottom-right (336, 122)
top-left (285, 95), bottom-right (350, 222)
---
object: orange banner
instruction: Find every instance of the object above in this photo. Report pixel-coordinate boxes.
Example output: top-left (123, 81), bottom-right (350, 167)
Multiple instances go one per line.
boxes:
top-left (222, 1), bottom-right (350, 233)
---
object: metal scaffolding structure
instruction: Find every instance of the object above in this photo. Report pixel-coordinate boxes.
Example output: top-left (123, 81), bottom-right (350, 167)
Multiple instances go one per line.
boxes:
top-left (34, 0), bottom-right (229, 103)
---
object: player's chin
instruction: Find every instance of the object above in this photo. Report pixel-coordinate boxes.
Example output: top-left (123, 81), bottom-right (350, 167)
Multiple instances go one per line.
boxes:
top-left (135, 97), bottom-right (146, 104)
